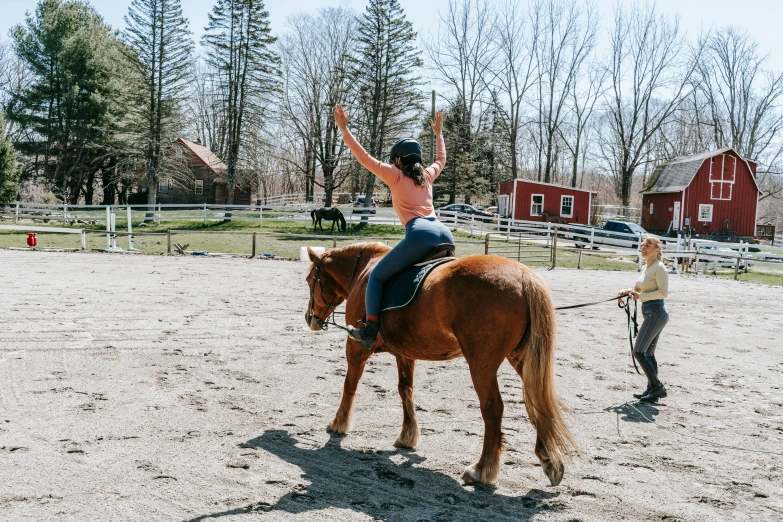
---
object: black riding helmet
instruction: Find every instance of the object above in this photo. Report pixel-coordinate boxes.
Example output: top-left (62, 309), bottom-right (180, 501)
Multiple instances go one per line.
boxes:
top-left (388, 138), bottom-right (423, 164)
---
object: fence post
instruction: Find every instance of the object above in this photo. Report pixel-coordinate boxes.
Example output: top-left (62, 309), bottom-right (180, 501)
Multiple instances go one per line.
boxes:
top-left (734, 251), bottom-right (740, 280)
top-left (203, 203), bottom-right (207, 225)
top-left (157, 204), bottom-right (161, 226)
top-left (251, 232), bottom-right (256, 258)
top-left (517, 232), bottom-right (521, 262)
top-left (15, 202), bottom-right (19, 224)
top-left (63, 203), bottom-right (68, 224)
top-left (259, 206), bottom-right (263, 227)
top-left (590, 228), bottom-right (595, 249)
top-left (105, 206), bottom-right (111, 249)
top-left (167, 229), bottom-right (171, 254)
top-left (127, 206), bottom-right (134, 251)
top-left (551, 231), bottom-right (557, 269)
top-left (485, 233), bottom-right (490, 254)
top-left (577, 249), bottom-right (583, 269)
top-left (81, 230), bottom-right (86, 250)
top-left (332, 235), bottom-right (337, 248)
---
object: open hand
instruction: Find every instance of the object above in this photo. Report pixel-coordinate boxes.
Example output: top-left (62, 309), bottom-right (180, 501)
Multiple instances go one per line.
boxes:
top-left (430, 111), bottom-right (443, 136)
top-left (334, 105), bottom-right (349, 131)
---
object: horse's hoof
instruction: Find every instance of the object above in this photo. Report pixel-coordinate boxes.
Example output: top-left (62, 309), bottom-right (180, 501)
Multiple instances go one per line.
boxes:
top-left (393, 435), bottom-right (418, 449)
top-left (462, 465), bottom-right (481, 484)
top-left (543, 460), bottom-right (564, 486)
top-left (326, 418), bottom-right (349, 435)
top-left (393, 426), bottom-right (419, 448)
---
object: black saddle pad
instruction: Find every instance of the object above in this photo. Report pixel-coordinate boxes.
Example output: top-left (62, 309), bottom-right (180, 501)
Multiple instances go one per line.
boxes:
top-left (380, 257), bottom-right (456, 312)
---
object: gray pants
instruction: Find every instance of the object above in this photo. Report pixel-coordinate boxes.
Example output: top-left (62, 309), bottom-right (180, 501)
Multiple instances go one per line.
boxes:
top-left (634, 301), bottom-right (669, 356)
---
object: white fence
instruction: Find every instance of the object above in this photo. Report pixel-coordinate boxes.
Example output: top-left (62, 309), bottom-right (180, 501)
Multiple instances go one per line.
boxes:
top-left (3, 202), bottom-right (782, 278)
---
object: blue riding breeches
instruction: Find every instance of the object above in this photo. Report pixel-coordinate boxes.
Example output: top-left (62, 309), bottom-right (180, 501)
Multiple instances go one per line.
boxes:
top-left (633, 300), bottom-right (669, 356)
top-left (365, 217), bottom-right (454, 318)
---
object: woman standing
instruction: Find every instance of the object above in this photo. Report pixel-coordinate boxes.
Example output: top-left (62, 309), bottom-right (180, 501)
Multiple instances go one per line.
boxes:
top-left (333, 104), bottom-right (455, 350)
top-left (619, 237), bottom-right (669, 402)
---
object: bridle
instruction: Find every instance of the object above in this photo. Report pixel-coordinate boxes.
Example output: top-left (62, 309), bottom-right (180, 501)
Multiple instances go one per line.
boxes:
top-left (306, 248), bottom-right (365, 332)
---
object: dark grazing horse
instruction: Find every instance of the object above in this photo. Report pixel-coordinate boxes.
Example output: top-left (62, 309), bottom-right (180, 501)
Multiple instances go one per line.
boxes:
top-left (311, 207), bottom-right (347, 232)
top-left (304, 243), bottom-right (577, 486)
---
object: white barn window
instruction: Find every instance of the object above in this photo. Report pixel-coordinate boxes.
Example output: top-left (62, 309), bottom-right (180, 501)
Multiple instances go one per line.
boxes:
top-left (709, 155), bottom-right (735, 201)
top-left (195, 179), bottom-right (204, 196)
top-left (698, 204), bottom-right (713, 222)
top-left (530, 194), bottom-right (544, 216)
top-left (560, 195), bottom-right (573, 218)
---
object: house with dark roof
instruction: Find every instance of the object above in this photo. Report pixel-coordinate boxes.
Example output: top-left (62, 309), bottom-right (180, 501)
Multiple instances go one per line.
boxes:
top-left (640, 148), bottom-right (762, 237)
top-left (152, 139), bottom-right (254, 205)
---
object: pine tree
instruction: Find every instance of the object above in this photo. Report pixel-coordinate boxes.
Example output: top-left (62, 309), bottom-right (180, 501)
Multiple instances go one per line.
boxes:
top-left (203, 0), bottom-right (278, 212)
top-left (8, 0), bottom-right (127, 203)
top-left (0, 130), bottom-right (19, 205)
top-left (350, 0), bottom-right (421, 212)
top-left (124, 0), bottom-right (193, 212)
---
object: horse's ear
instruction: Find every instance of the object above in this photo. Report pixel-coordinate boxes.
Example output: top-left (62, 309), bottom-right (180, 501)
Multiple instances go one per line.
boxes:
top-left (307, 247), bottom-right (321, 263)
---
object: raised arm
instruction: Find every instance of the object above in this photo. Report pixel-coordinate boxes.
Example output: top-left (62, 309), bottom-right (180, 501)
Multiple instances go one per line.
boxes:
top-left (426, 111), bottom-right (446, 182)
top-left (334, 105), bottom-right (398, 185)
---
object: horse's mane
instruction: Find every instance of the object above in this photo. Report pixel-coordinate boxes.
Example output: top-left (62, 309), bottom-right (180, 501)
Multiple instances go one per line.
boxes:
top-left (335, 242), bottom-right (391, 259)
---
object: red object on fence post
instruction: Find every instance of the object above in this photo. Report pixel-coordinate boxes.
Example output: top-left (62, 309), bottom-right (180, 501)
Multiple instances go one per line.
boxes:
top-left (26, 233), bottom-right (37, 248)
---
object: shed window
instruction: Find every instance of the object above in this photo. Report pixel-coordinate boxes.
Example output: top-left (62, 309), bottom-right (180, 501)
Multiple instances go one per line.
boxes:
top-left (560, 195), bottom-right (573, 218)
top-left (194, 179), bottom-right (204, 196)
top-left (698, 204), bottom-right (713, 222)
top-left (530, 194), bottom-right (544, 216)
top-left (158, 180), bottom-right (169, 194)
top-left (709, 155), bottom-right (735, 201)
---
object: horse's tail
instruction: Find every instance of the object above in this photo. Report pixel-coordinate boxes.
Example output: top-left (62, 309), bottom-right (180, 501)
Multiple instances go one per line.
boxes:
top-left (515, 270), bottom-right (578, 463)
top-left (337, 210), bottom-right (346, 231)
top-left (310, 209), bottom-right (315, 224)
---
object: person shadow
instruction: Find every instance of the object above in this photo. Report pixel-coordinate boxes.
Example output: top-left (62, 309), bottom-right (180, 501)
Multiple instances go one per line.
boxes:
top-left (605, 400), bottom-right (661, 423)
top-left (184, 430), bottom-right (561, 522)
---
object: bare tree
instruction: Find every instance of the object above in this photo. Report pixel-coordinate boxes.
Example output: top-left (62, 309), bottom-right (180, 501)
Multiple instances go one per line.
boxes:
top-left (424, 0), bottom-right (496, 202)
top-left (560, 60), bottom-right (605, 187)
top-left (489, 0), bottom-right (540, 179)
top-left (278, 8), bottom-right (357, 207)
top-left (534, 0), bottom-right (597, 184)
top-left (696, 27), bottom-right (783, 201)
top-left (600, 4), bottom-right (697, 206)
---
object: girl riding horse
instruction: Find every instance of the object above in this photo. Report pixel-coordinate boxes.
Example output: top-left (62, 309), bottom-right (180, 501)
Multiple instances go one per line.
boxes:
top-left (333, 105), bottom-right (454, 349)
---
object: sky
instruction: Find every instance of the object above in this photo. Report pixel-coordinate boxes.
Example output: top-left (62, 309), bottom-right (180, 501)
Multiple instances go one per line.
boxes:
top-left (2, 0), bottom-right (783, 91)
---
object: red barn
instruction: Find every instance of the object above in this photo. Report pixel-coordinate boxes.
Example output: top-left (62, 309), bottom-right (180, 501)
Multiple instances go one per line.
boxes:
top-left (640, 148), bottom-right (762, 237)
top-left (498, 179), bottom-right (597, 224)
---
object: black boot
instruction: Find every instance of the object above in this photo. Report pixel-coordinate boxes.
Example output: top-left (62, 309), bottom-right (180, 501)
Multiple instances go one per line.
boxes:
top-left (347, 321), bottom-right (380, 350)
top-left (641, 382), bottom-right (667, 402)
top-left (633, 355), bottom-right (659, 399)
top-left (633, 385), bottom-right (651, 400)
top-left (633, 352), bottom-right (661, 401)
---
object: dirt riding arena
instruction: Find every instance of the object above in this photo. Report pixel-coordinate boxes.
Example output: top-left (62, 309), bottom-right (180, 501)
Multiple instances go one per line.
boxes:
top-left (1, 250), bottom-right (781, 521)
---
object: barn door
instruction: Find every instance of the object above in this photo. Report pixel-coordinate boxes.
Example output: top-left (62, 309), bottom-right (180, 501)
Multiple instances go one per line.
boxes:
top-left (673, 201), bottom-right (680, 230)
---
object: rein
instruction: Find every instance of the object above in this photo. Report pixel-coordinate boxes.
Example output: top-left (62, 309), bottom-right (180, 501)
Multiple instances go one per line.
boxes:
top-left (307, 248), bottom-right (365, 333)
top-left (557, 295), bottom-right (641, 375)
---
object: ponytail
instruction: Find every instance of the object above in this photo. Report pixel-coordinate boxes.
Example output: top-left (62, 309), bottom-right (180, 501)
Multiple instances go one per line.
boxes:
top-left (398, 156), bottom-right (426, 186)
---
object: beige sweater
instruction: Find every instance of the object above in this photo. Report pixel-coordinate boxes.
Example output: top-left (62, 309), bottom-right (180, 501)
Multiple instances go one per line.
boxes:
top-left (634, 259), bottom-right (669, 302)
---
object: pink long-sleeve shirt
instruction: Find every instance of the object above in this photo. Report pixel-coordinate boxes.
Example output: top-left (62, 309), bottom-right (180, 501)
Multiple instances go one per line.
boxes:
top-left (341, 128), bottom-right (446, 227)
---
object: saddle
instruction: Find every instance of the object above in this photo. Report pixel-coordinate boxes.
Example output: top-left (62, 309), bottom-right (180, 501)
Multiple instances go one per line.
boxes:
top-left (379, 243), bottom-right (457, 312)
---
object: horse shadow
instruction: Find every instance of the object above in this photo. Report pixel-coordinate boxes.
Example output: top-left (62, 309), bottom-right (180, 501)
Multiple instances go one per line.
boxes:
top-left (605, 401), bottom-right (660, 423)
top-left (184, 430), bottom-right (561, 522)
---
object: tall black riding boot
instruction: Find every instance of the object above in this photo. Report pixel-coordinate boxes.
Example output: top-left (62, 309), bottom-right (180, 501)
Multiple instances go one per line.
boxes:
top-left (347, 321), bottom-right (380, 351)
top-left (634, 355), bottom-right (659, 399)
top-left (634, 352), bottom-right (666, 401)
top-left (640, 354), bottom-right (666, 401)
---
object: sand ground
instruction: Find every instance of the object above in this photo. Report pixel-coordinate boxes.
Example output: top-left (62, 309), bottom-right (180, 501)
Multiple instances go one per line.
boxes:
top-left (0, 250), bottom-right (781, 521)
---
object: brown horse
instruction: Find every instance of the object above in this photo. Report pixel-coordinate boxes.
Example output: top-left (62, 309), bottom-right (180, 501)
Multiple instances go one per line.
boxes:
top-left (304, 243), bottom-right (576, 486)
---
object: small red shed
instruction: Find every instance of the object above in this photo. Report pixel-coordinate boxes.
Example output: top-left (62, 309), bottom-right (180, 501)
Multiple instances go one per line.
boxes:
top-left (498, 179), bottom-right (597, 224)
top-left (640, 148), bottom-right (762, 237)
